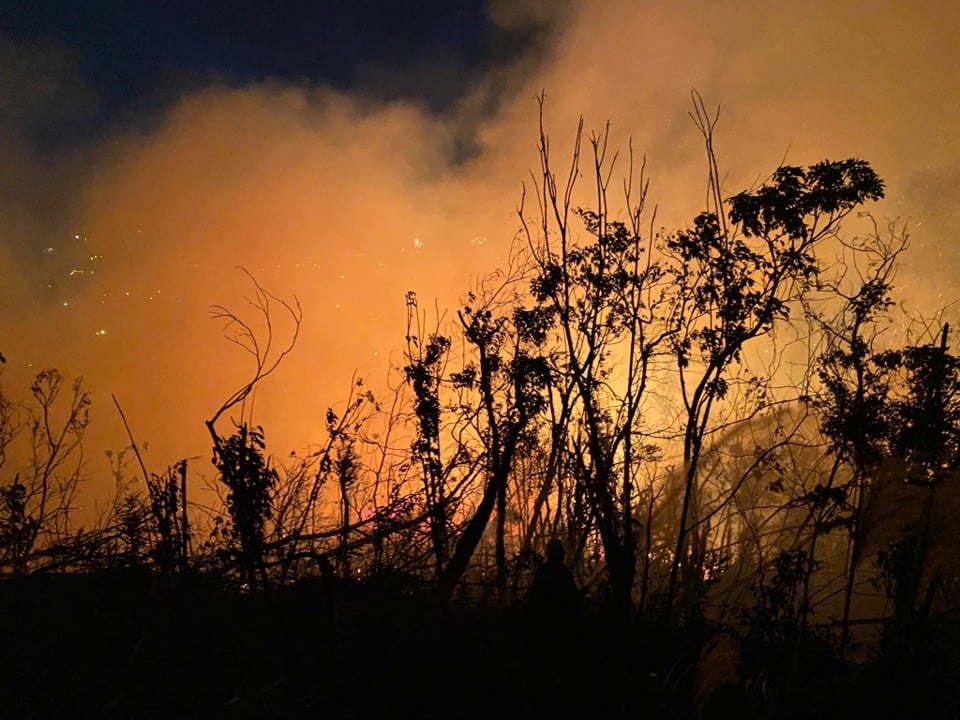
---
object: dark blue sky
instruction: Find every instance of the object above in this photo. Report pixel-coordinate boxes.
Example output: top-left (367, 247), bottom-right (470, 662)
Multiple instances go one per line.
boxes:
top-left (0, 0), bottom-right (545, 148)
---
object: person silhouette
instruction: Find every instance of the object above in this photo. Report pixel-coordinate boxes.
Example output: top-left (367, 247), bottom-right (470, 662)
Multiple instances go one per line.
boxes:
top-left (520, 539), bottom-right (583, 712)
top-left (526, 539), bottom-right (581, 620)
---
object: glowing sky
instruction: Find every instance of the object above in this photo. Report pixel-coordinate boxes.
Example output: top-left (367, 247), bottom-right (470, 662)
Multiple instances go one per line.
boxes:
top-left (1, 1), bottom-right (958, 487)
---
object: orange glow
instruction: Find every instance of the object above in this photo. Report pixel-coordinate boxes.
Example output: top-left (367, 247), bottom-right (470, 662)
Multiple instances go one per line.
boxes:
top-left (0, 1), bottom-right (957, 508)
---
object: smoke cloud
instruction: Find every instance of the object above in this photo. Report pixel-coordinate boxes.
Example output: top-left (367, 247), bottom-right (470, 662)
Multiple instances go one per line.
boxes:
top-left (1, 1), bottom-right (957, 491)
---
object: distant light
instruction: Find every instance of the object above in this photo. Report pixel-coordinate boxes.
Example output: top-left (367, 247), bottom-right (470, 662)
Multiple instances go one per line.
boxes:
top-left (413, 238), bottom-right (423, 249)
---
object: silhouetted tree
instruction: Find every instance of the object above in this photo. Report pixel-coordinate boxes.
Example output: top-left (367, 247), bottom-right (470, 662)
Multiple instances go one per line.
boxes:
top-left (867, 324), bottom-right (960, 651)
top-left (806, 225), bottom-right (906, 650)
top-left (0, 370), bottom-right (90, 575)
top-left (213, 423), bottom-right (277, 588)
top-left (403, 291), bottom-right (452, 578)
top-left (663, 96), bottom-right (885, 615)
top-left (435, 272), bottom-right (551, 600)
top-left (510, 93), bottom-right (886, 620)
top-left (519, 97), bottom-right (674, 617)
top-left (206, 268), bottom-right (301, 589)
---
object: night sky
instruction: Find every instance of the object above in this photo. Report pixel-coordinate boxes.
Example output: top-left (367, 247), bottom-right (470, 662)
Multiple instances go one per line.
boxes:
top-left (1, 1), bottom-right (958, 492)
top-left (2, 0), bottom-right (553, 146)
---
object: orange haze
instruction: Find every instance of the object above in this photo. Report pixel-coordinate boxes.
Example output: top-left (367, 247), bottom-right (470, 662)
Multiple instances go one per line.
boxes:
top-left (1, 1), bottom-right (957, 499)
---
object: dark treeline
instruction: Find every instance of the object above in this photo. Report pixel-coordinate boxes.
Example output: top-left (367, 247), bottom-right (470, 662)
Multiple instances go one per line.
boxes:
top-left (2, 96), bottom-right (959, 718)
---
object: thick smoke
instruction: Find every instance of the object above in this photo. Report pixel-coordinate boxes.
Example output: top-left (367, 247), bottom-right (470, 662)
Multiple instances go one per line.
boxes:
top-left (0, 1), bottom-right (957, 490)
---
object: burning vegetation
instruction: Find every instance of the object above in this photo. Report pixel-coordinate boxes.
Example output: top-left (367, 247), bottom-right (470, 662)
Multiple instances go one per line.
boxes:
top-left (2, 98), bottom-right (958, 717)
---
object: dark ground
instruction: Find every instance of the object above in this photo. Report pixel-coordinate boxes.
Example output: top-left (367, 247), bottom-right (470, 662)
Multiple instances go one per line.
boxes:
top-left (0, 571), bottom-right (956, 719)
